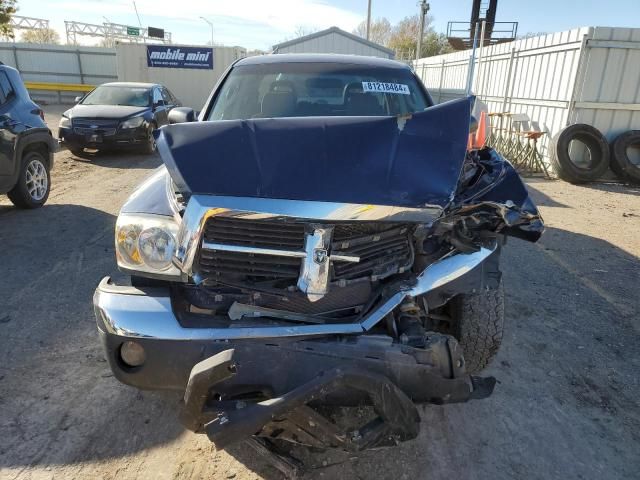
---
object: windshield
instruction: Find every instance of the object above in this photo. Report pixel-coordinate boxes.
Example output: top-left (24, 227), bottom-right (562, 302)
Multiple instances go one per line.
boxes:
top-left (208, 62), bottom-right (430, 120)
top-left (81, 85), bottom-right (151, 107)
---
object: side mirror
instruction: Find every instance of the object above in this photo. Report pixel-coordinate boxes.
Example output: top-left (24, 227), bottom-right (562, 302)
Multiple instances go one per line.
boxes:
top-left (469, 115), bottom-right (478, 134)
top-left (168, 107), bottom-right (196, 124)
top-left (74, 95), bottom-right (83, 103)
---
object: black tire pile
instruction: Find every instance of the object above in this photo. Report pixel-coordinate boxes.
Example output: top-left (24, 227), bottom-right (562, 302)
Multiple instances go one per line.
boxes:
top-left (550, 124), bottom-right (640, 184)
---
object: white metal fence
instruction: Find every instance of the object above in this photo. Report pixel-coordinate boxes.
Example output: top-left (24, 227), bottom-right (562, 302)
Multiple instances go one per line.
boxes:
top-left (0, 42), bottom-right (117, 102)
top-left (414, 27), bottom-right (640, 165)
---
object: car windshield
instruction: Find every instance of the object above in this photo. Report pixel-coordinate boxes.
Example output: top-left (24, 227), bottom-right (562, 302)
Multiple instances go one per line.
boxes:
top-left (81, 85), bottom-right (151, 107)
top-left (208, 62), bottom-right (430, 120)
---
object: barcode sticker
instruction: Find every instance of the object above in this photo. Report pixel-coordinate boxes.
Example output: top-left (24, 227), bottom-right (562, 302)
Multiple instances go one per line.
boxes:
top-left (362, 82), bottom-right (410, 95)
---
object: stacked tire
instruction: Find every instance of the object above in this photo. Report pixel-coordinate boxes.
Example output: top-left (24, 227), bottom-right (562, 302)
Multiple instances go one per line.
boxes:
top-left (610, 130), bottom-right (640, 184)
top-left (550, 124), bottom-right (610, 183)
top-left (550, 124), bottom-right (640, 184)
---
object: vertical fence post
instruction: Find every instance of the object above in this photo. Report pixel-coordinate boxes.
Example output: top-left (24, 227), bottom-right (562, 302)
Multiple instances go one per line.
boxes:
top-left (566, 33), bottom-right (590, 126)
top-left (480, 54), bottom-right (492, 102)
top-left (473, 20), bottom-right (487, 96)
top-left (12, 45), bottom-right (20, 70)
top-left (507, 49), bottom-right (519, 113)
top-left (465, 21), bottom-right (480, 95)
top-left (437, 59), bottom-right (445, 104)
top-left (502, 48), bottom-right (516, 112)
top-left (76, 49), bottom-right (85, 85)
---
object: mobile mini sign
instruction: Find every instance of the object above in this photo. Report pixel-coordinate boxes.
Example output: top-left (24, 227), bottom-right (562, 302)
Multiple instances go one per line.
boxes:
top-left (146, 46), bottom-right (213, 70)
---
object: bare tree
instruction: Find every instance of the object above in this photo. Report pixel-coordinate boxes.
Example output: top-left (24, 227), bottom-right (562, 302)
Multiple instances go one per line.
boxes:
top-left (98, 37), bottom-right (116, 48)
top-left (21, 27), bottom-right (61, 45)
top-left (517, 32), bottom-right (548, 39)
top-left (422, 31), bottom-right (454, 57)
top-left (293, 25), bottom-right (318, 38)
top-left (0, 0), bottom-right (17, 39)
top-left (352, 17), bottom-right (391, 46)
top-left (388, 14), bottom-right (452, 59)
top-left (278, 25), bottom-right (319, 44)
top-left (246, 49), bottom-right (267, 57)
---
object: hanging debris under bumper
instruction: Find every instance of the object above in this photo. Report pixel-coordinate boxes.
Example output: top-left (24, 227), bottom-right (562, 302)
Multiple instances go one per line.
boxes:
top-left (180, 335), bottom-right (495, 452)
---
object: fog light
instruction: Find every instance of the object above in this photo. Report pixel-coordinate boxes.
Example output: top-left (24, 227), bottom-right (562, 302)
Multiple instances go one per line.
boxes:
top-left (120, 341), bottom-right (146, 367)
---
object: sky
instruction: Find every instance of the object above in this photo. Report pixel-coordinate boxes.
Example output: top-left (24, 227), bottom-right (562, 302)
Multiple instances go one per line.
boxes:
top-left (16, 0), bottom-right (640, 50)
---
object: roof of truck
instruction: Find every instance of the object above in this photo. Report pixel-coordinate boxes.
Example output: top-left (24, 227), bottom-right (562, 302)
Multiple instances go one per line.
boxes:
top-left (235, 53), bottom-right (411, 70)
top-left (100, 82), bottom-right (158, 88)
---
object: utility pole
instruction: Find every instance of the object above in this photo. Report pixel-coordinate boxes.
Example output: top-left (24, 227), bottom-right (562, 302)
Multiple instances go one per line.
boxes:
top-left (416, 0), bottom-right (429, 61)
top-left (200, 17), bottom-right (214, 46)
top-left (132, 1), bottom-right (142, 27)
top-left (366, 0), bottom-right (372, 40)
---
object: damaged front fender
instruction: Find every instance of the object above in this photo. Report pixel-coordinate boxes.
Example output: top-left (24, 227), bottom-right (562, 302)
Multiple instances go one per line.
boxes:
top-left (450, 147), bottom-right (544, 243)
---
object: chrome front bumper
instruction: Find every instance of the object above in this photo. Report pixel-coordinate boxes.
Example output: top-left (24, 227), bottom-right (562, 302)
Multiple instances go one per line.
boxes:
top-left (95, 245), bottom-right (497, 390)
top-left (94, 278), bottom-right (364, 340)
top-left (94, 245), bottom-right (497, 342)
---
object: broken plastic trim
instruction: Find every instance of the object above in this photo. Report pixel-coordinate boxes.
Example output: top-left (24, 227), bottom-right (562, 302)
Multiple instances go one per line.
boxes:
top-left (181, 346), bottom-right (496, 452)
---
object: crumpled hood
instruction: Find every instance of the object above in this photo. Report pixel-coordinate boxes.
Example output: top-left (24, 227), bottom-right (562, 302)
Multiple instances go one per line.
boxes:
top-left (156, 97), bottom-right (472, 210)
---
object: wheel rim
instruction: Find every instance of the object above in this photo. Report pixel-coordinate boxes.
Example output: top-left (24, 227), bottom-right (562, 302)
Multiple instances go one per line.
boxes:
top-left (25, 158), bottom-right (48, 201)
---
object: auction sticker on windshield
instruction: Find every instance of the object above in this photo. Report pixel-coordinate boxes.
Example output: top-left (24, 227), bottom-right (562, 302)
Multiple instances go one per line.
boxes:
top-left (362, 82), bottom-right (410, 95)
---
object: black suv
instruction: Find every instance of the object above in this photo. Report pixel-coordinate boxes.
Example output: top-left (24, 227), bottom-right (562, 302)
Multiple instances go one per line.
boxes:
top-left (0, 64), bottom-right (56, 208)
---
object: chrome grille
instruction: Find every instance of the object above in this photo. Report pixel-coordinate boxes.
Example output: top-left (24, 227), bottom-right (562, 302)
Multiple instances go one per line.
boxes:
top-left (73, 118), bottom-right (117, 127)
top-left (203, 217), bottom-right (305, 249)
top-left (196, 217), bottom-right (413, 285)
top-left (73, 118), bottom-right (117, 136)
top-left (199, 218), bottom-right (305, 281)
top-left (331, 225), bottom-right (413, 281)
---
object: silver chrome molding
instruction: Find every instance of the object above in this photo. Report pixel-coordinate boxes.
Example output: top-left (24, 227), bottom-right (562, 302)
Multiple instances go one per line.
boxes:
top-left (202, 242), bottom-right (308, 258)
top-left (94, 278), bottom-right (363, 340)
top-left (95, 244), bottom-right (496, 341)
top-left (201, 240), bottom-right (359, 264)
top-left (173, 194), bottom-right (443, 278)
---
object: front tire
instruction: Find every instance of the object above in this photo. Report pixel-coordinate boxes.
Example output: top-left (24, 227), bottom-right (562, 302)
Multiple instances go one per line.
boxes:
top-left (7, 150), bottom-right (51, 209)
top-left (141, 124), bottom-right (157, 154)
top-left (448, 280), bottom-right (505, 373)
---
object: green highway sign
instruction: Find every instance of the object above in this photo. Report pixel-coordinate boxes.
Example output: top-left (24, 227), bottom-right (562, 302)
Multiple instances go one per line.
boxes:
top-left (127, 26), bottom-right (140, 36)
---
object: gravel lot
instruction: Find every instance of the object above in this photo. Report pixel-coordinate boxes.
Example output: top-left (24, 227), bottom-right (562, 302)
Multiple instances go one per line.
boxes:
top-left (1, 107), bottom-right (639, 480)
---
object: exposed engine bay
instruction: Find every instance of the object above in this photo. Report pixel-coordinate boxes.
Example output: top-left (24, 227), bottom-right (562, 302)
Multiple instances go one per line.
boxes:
top-left (168, 145), bottom-right (541, 329)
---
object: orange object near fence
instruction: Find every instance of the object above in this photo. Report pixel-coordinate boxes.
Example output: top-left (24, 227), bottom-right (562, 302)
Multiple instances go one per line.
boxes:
top-left (468, 111), bottom-right (488, 150)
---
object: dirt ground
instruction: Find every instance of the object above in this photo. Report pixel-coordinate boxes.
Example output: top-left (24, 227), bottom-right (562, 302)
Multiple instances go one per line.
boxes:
top-left (0, 107), bottom-right (639, 480)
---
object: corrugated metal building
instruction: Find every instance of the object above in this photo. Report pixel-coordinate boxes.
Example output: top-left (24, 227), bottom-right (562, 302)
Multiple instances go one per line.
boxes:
top-left (273, 26), bottom-right (394, 59)
top-left (116, 43), bottom-right (246, 110)
top-left (414, 26), bottom-right (640, 168)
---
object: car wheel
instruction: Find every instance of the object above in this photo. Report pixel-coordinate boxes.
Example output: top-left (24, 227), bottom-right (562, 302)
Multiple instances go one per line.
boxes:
top-left (7, 150), bottom-right (51, 209)
top-left (141, 124), bottom-right (157, 154)
top-left (444, 280), bottom-right (505, 373)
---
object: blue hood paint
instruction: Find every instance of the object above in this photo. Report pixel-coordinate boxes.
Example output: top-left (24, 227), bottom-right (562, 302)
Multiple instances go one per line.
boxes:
top-left (156, 97), bottom-right (472, 209)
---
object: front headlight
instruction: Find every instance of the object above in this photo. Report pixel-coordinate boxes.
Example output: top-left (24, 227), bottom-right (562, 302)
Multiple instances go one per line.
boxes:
top-left (115, 213), bottom-right (180, 278)
top-left (59, 116), bottom-right (71, 128)
top-left (121, 116), bottom-right (145, 129)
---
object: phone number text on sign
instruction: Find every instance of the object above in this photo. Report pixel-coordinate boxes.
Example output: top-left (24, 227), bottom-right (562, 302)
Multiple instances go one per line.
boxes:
top-left (362, 82), bottom-right (410, 95)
